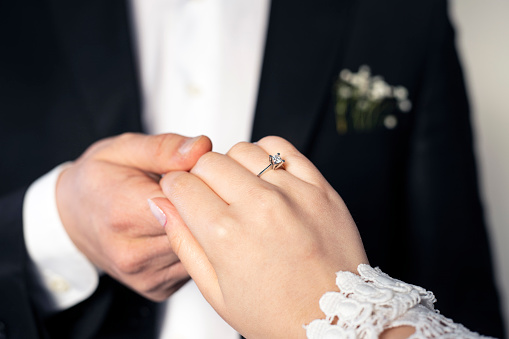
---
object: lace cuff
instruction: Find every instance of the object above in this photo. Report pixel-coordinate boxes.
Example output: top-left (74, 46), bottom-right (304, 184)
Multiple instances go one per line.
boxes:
top-left (305, 264), bottom-right (493, 339)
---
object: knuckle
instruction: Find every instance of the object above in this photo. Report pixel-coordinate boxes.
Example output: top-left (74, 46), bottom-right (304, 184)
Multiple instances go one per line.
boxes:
top-left (112, 132), bottom-right (139, 153)
top-left (113, 254), bottom-right (143, 275)
top-left (105, 205), bottom-right (130, 234)
top-left (107, 242), bottom-right (145, 275)
top-left (193, 151), bottom-right (221, 171)
top-left (145, 292), bottom-right (169, 303)
top-left (196, 211), bottom-right (233, 243)
top-left (143, 292), bottom-right (166, 303)
top-left (140, 264), bottom-right (189, 302)
top-left (257, 187), bottom-right (286, 208)
top-left (116, 132), bottom-right (138, 143)
top-left (152, 133), bottom-right (175, 160)
top-left (213, 225), bottom-right (228, 239)
top-left (162, 263), bottom-right (189, 287)
top-left (137, 278), bottom-right (161, 297)
top-left (209, 216), bottom-right (232, 241)
top-left (301, 186), bottom-right (332, 219)
top-left (258, 135), bottom-right (279, 143)
top-left (257, 135), bottom-right (285, 147)
top-left (81, 137), bottom-right (114, 160)
top-left (226, 141), bottom-right (253, 157)
top-left (85, 133), bottom-right (136, 161)
top-left (300, 235), bottom-right (323, 261)
top-left (248, 186), bottom-right (287, 217)
top-left (307, 185), bottom-right (328, 204)
top-left (164, 171), bottom-right (193, 196)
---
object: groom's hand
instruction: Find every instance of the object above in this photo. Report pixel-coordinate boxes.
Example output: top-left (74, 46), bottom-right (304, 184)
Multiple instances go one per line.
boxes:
top-left (56, 133), bottom-right (211, 301)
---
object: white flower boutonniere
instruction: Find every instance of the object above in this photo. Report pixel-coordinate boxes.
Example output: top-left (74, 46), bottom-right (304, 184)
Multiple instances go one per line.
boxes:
top-left (334, 65), bottom-right (411, 134)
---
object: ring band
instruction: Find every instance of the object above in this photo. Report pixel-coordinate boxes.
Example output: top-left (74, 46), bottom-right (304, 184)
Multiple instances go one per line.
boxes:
top-left (257, 153), bottom-right (285, 177)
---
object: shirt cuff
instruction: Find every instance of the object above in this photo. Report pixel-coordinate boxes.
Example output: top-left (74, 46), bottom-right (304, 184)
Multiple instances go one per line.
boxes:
top-left (23, 163), bottom-right (99, 312)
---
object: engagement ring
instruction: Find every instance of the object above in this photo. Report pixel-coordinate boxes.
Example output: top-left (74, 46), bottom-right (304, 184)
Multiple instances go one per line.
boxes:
top-left (257, 153), bottom-right (285, 177)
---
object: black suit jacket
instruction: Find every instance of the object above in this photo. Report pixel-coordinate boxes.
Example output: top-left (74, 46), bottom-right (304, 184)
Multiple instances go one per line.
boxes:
top-left (0, 0), bottom-right (504, 338)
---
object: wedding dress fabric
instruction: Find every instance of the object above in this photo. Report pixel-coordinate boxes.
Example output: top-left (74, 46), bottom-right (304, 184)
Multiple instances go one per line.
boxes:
top-left (306, 265), bottom-right (493, 339)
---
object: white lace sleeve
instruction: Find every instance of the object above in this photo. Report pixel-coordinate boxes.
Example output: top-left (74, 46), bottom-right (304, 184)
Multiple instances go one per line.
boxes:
top-left (305, 264), bottom-right (495, 339)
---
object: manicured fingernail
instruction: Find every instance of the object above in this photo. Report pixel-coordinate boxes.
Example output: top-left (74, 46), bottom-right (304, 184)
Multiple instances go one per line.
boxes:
top-left (179, 136), bottom-right (201, 155)
top-left (148, 199), bottom-right (167, 227)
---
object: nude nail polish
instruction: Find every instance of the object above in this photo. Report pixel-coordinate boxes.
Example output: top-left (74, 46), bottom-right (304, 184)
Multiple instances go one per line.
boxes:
top-left (147, 199), bottom-right (167, 227)
top-left (179, 136), bottom-right (201, 155)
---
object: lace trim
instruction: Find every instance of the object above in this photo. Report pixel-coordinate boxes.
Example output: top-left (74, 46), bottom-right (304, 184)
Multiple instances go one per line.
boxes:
top-left (390, 305), bottom-right (494, 339)
top-left (305, 265), bottom-right (493, 339)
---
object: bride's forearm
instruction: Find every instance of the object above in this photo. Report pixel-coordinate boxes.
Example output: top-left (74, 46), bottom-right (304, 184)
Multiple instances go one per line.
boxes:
top-left (380, 326), bottom-right (416, 339)
top-left (154, 137), bottom-right (492, 339)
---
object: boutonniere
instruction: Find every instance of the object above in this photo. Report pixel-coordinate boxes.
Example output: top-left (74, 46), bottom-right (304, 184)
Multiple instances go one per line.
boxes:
top-left (334, 65), bottom-right (412, 134)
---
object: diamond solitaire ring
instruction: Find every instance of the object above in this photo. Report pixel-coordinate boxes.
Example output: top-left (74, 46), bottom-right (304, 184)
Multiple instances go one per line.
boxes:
top-left (257, 153), bottom-right (285, 177)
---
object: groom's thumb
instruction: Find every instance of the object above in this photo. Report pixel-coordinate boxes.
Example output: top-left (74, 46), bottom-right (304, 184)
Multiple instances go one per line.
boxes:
top-left (93, 133), bottom-right (212, 174)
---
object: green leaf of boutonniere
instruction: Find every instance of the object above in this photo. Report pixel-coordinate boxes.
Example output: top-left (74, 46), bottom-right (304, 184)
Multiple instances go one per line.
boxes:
top-left (334, 65), bottom-right (411, 134)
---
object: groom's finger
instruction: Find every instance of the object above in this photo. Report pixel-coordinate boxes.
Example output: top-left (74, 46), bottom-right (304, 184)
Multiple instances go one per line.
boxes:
top-left (148, 197), bottom-right (225, 311)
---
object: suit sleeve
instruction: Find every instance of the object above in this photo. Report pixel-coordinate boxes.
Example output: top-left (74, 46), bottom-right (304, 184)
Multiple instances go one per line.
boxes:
top-left (405, 1), bottom-right (504, 337)
top-left (0, 183), bottom-right (158, 338)
top-left (0, 163), bottom-right (101, 339)
top-left (0, 188), bottom-right (44, 338)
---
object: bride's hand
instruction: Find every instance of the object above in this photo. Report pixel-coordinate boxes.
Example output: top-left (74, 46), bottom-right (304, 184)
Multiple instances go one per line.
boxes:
top-left (150, 136), bottom-right (369, 338)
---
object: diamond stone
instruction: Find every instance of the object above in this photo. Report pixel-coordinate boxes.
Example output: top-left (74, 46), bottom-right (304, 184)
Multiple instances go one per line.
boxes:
top-left (270, 153), bottom-right (285, 169)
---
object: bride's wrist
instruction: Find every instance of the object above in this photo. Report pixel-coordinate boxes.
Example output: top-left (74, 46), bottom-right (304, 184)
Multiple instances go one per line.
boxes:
top-left (305, 265), bottom-right (433, 338)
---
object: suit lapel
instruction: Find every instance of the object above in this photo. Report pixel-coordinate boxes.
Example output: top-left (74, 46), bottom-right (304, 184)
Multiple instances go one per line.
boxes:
top-left (49, 0), bottom-right (142, 138)
top-left (252, 0), bottom-right (354, 153)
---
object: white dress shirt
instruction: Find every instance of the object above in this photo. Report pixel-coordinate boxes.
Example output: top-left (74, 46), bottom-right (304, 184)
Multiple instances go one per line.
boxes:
top-left (22, 0), bottom-right (270, 337)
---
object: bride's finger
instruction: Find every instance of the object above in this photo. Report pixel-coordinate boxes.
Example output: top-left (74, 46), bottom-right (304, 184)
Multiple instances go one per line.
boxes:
top-left (149, 196), bottom-right (225, 311)
top-left (225, 141), bottom-right (290, 180)
top-left (255, 136), bottom-right (330, 188)
top-left (160, 172), bottom-right (236, 265)
top-left (190, 150), bottom-right (277, 205)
